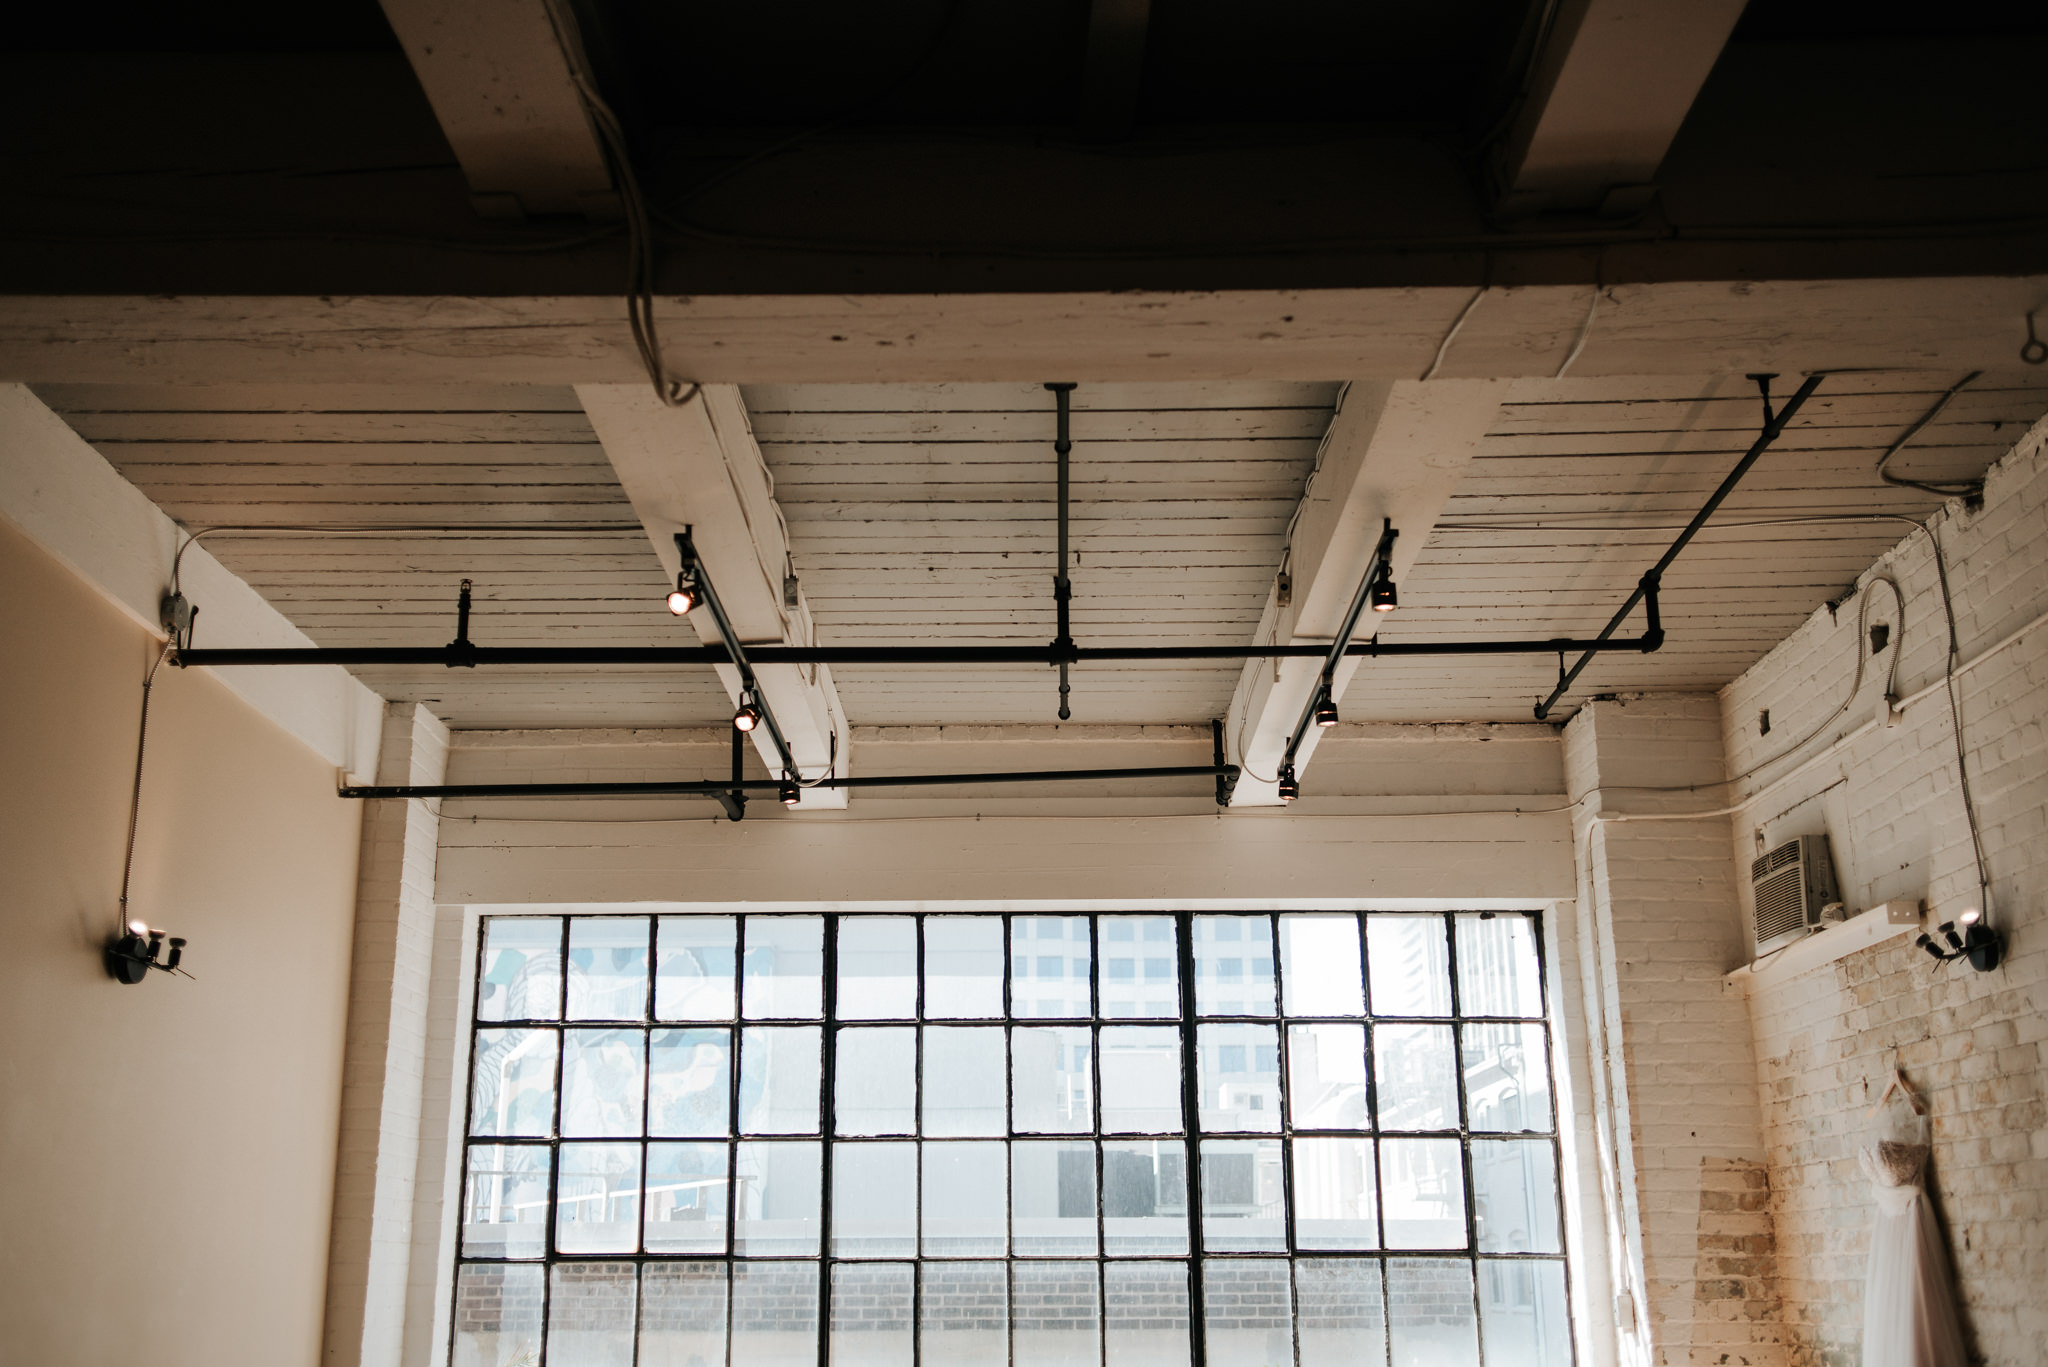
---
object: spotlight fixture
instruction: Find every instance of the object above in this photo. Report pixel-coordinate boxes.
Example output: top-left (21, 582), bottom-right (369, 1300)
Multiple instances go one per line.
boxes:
top-left (106, 924), bottom-right (189, 985)
top-left (1914, 908), bottom-right (2003, 972)
top-left (733, 691), bottom-right (762, 733)
top-left (1313, 693), bottom-right (1339, 728)
top-left (1368, 571), bottom-right (1398, 613)
top-left (1276, 765), bottom-right (1300, 802)
top-left (666, 567), bottom-right (699, 617)
top-left (779, 774), bottom-right (802, 807)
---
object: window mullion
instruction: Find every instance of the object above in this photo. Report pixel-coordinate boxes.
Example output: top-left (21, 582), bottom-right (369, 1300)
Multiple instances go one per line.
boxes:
top-left (1173, 910), bottom-right (1208, 1367)
top-left (817, 914), bottom-right (839, 1367)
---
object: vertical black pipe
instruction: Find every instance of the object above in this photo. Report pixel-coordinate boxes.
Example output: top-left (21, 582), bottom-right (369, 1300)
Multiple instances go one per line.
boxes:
top-left (1046, 383), bottom-right (1077, 721)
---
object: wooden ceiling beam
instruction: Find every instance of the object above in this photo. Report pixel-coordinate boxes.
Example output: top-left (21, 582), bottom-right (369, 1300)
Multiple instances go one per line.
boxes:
top-left (378, 0), bottom-right (617, 219)
top-left (4, 277), bottom-right (2043, 386)
top-left (1492, 0), bottom-right (1750, 217)
top-left (1224, 380), bottom-right (1512, 806)
top-left (578, 384), bottom-right (851, 808)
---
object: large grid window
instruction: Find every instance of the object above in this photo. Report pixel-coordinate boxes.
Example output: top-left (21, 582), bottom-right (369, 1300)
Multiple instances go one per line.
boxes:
top-left (454, 912), bottom-right (1570, 1367)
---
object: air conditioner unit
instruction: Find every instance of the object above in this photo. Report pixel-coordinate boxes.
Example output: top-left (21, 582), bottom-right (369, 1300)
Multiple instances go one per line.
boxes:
top-left (1751, 834), bottom-right (1839, 958)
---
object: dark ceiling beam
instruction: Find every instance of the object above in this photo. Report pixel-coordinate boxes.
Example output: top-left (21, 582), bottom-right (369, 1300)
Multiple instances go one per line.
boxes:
top-left (377, 0), bottom-right (617, 219)
top-left (1490, 0), bottom-right (1750, 217)
top-left (1080, 0), bottom-right (1151, 138)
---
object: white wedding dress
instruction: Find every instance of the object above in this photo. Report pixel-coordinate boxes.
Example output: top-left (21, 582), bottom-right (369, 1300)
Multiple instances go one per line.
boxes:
top-left (1859, 1094), bottom-right (1967, 1367)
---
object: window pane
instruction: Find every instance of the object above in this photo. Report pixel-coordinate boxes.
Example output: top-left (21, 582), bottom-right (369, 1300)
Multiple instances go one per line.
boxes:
top-left (641, 1262), bottom-right (727, 1367)
top-left (644, 1142), bottom-right (728, 1253)
top-left (732, 1261), bottom-right (819, 1367)
top-left (1456, 914), bottom-right (1544, 1018)
top-left (1103, 1262), bottom-right (1190, 1367)
top-left (469, 1028), bottom-right (557, 1138)
top-left (568, 917), bottom-right (650, 1020)
top-left (743, 917), bottom-right (824, 1020)
top-left (1478, 1259), bottom-right (1571, 1367)
top-left (1293, 1137), bottom-right (1379, 1250)
top-left (839, 917), bottom-right (917, 1021)
top-left (1012, 916), bottom-right (1091, 1018)
top-left (1013, 1140), bottom-right (1097, 1256)
top-left (453, 1262), bottom-right (544, 1367)
top-left (832, 1262), bottom-right (913, 1367)
top-left (1387, 1258), bottom-right (1479, 1367)
top-left (1375, 1023), bottom-right (1458, 1131)
top-left (1099, 1027), bottom-right (1182, 1133)
top-left (562, 1027), bottom-right (646, 1137)
top-left (1203, 1259), bottom-right (1292, 1367)
top-left (733, 1141), bottom-right (822, 1256)
top-left (1281, 914), bottom-right (1365, 1017)
top-left (1099, 916), bottom-right (1178, 1018)
top-left (658, 915), bottom-right (736, 1021)
top-left (834, 1142), bottom-right (918, 1258)
top-left (556, 1142), bottom-right (642, 1254)
top-left (739, 1026), bottom-right (821, 1134)
top-left (1287, 1023), bottom-right (1369, 1130)
top-left (1013, 1261), bottom-right (1100, 1367)
top-left (1012, 1026), bottom-right (1093, 1134)
top-left (837, 1027), bottom-right (916, 1136)
top-left (650, 1027), bottom-right (731, 1137)
top-left (1197, 1023), bottom-right (1281, 1133)
top-left (923, 1027), bottom-right (1006, 1137)
top-left (920, 1262), bottom-right (1007, 1367)
top-left (1103, 1141), bottom-right (1188, 1255)
top-left (461, 1144), bottom-right (550, 1258)
top-left (922, 1142), bottom-right (1007, 1257)
top-left (1200, 1139), bottom-right (1285, 1251)
top-left (1367, 917), bottom-right (1452, 1018)
top-left (925, 918), bottom-right (1004, 1019)
top-left (1193, 915), bottom-right (1275, 1017)
top-left (1297, 1258), bottom-right (1388, 1367)
top-left (1472, 1139), bottom-right (1561, 1253)
top-left (1463, 1023), bottom-right (1553, 1133)
top-left (547, 1261), bottom-right (637, 1367)
top-left (1380, 1138), bottom-right (1467, 1250)
top-left (479, 918), bottom-right (560, 1022)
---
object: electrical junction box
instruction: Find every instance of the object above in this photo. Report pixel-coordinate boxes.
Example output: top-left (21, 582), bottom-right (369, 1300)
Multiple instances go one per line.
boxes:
top-left (1870, 899), bottom-right (1924, 926)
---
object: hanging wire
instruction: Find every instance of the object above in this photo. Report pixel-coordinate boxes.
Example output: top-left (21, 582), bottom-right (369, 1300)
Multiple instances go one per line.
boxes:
top-left (1874, 371), bottom-right (1986, 499)
top-left (116, 642), bottom-right (176, 940)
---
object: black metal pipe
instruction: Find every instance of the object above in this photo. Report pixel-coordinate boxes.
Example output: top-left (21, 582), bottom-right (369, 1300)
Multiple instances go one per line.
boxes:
top-left (175, 632), bottom-right (1660, 670)
top-left (338, 762), bottom-right (1238, 801)
top-left (1279, 519), bottom-right (1398, 777)
top-left (1531, 372), bottom-right (1825, 720)
top-left (1047, 382), bottom-right (1077, 720)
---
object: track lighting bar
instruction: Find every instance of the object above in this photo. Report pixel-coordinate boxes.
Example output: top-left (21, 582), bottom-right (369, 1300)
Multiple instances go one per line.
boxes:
top-left (1274, 519), bottom-right (1399, 798)
top-left (671, 528), bottom-right (799, 784)
top-left (1532, 371), bottom-right (1826, 720)
top-left (339, 762), bottom-right (1239, 801)
top-left (175, 630), bottom-right (1662, 669)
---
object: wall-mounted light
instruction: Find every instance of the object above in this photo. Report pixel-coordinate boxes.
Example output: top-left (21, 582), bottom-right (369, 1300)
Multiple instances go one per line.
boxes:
top-left (106, 921), bottom-right (190, 985)
top-left (1915, 907), bottom-right (2002, 972)
top-left (734, 690), bottom-right (762, 733)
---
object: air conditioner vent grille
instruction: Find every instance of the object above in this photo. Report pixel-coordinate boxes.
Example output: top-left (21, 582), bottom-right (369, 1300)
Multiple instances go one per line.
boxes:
top-left (1754, 867), bottom-right (1807, 946)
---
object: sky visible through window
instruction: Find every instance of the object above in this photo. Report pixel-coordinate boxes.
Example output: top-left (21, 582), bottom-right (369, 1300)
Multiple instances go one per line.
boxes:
top-left (454, 912), bottom-right (1571, 1367)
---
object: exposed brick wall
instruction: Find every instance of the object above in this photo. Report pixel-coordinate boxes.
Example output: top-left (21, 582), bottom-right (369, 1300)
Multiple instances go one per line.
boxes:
top-left (1726, 421), bottom-right (2048, 1366)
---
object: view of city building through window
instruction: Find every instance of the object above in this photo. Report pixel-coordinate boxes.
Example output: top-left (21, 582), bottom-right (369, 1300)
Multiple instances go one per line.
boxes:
top-left (454, 912), bottom-right (1571, 1367)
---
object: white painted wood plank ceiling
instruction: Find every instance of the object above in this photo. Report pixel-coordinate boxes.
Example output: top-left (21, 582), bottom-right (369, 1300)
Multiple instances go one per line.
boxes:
top-left (34, 370), bottom-right (2048, 731)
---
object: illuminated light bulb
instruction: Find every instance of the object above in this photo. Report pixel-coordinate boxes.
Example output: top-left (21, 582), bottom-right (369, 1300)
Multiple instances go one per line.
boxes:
top-left (779, 775), bottom-right (802, 807)
top-left (1313, 695), bottom-right (1339, 728)
top-left (1276, 766), bottom-right (1300, 802)
top-left (734, 694), bottom-right (761, 733)
top-left (1368, 575), bottom-right (1398, 613)
top-left (127, 920), bottom-right (148, 937)
top-left (666, 568), bottom-right (700, 616)
top-left (1959, 907), bottom-right (1981, 927)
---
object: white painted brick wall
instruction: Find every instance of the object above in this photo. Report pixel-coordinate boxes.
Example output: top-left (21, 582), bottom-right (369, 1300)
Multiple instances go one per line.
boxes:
top-left (325, 703), bottom-right (450, 1367)
top-left (1723, 420), bottom-right (2048, 1366)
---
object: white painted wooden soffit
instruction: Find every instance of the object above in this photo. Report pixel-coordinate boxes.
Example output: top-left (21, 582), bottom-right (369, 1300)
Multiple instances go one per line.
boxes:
top-left (378, 0), bottom-right (617, 219)
top-left (1490, 0), bottom-right (1750, 217)
top-left (578, 383), bottom-right (850, 808)
top-left (1226, 380), bottom-right (1511, 806)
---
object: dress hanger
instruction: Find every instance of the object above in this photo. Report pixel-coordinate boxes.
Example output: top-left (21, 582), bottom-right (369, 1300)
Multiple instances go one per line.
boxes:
top-left (1867, 1056), bottom-right (1925, 1118)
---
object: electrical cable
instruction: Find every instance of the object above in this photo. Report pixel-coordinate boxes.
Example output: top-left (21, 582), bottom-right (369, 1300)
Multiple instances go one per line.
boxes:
top-left (169, 522), bottom-right (647, 597)
top-left (1924, 520), bottom-right (1995, 924)
top-left (1874, 371), bottom-right (1986, 498)
top-left (1420, 287), bottom-right (1489, 382)
top-left (116, 642), bottom-right (175, 940)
